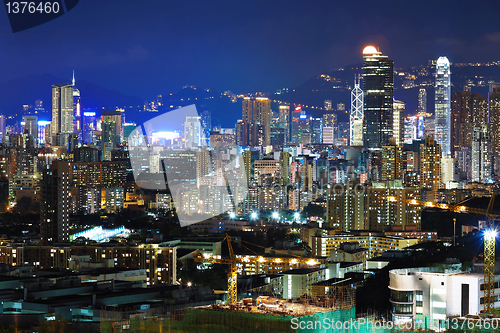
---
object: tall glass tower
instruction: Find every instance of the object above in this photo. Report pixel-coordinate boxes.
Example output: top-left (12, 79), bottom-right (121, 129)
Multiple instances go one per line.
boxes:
top-left (434, 56), bottom-right (451, 157)
top-left (362, 46), bottom-right (394, 149)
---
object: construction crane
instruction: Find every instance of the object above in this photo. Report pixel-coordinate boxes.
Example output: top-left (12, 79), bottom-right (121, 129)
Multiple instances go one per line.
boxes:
top-left (193, 234), bottom-right (320, 304)
top-left (387, 194), bottom-right (498, 313)
top-left (193, 234), bottom-right (238, 304)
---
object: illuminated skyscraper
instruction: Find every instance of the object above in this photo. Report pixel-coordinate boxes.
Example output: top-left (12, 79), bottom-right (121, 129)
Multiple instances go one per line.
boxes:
top-left (23, 116), bottom-right (38, 147)
top-left (434, 56), bottom-right (451, 157)
top-left (350, 75), bottom-right (363, 146)
top-left (241, 97), bottom-right (271, 146)
top-left (72, 71), bottom-right (82, 142)
top-left (418, 88), bottom-right (427, 114)
top-left (101, 117), bottom-right (117, 161)
top-left (489, 83), bottom-right (500, 156)
top-left (393, 100), bottom-right (405, 146)
top-left (471, 125), bottom-right (492, 183)
top-left (451, 91), bottom-right (472, 153)
top-left (200, 110), bottom-right (211, 146)
top-left (278, 105), bottom-right (289, 142)
top-left (52, 83), bottom-right (74, 147)
top-left (362, 46), bottom-right (394, 149)
top-left (183, 116), bottom-right (202, 149)
top-left (420, 137), bottom-right (442, 196)
top-left (101, 110), bottom-right (123, 143)
top-left (0, 115), bottom-right (6, 142)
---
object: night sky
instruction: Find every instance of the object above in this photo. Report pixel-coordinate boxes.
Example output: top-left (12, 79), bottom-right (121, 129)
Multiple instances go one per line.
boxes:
top-left (1, 0), bottom-right (500, 99)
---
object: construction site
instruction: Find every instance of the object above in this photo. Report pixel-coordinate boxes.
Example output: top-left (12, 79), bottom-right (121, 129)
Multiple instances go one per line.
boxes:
top-left (100, 290), bottom-right (357, 333)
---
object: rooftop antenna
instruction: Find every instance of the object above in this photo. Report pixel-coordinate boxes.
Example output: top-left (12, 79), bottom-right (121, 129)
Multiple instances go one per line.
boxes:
top-left (72, 70), bottom-right (75, 86)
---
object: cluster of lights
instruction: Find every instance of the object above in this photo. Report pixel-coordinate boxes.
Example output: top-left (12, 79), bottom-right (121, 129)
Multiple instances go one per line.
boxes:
top-left (70, 225), bottom-right (129, 243)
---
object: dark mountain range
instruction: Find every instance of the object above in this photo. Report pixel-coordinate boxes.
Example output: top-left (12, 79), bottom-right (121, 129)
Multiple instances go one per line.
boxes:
top-left (2, 62), bottom-right (500, 128)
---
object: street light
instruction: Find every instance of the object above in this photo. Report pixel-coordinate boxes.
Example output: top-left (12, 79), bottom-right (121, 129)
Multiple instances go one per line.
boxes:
top-left (294, 212), bottom-right (300, 221)
top-left (229, 212), bottom-right (236, 219)
top-left (484, 229), bottom-right (498, 240)
top-left (272, 212), bottom-right (279, 220)
top-left (187, 282), bottom-right (192, 287)
top-left (251, 212), bottom-right (258, 220)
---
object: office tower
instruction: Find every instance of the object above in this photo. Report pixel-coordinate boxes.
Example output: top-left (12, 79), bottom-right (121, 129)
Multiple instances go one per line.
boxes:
top-left (52, 84), bottom-right (74, 147)
top-left (72, 72), bottom-right (82, 141)
top-left (101, 110), bottom-right (122, 143)
top-left (101, 117), bottom-right (117, 161)
top-left (350, 75), bottom-right (363, 146)
top-left (418, 88), bottom-right (427, 114)
top-left (337, 103), bottom-right (345, 112)
top-left (404, 116), bottom-right (417, 144)
top-left (434, 56), bottom-right (451, 157)
top-left (416, 114), bottom-right (425, 139)
top-left (393, 100), bottom-right (405, 146)
top-left (362, 46), bottom-right (394, 149)
top-left (0, 115), bottom-right (5, 143)
top-left (424, 116), bottom-right (435, 139)
top-left (74, 146), bottom-right (99, 162)
top-left (82, 111), bottom-right (97, 144)
top-left (324, 100), bottom-right (332, 111)
top-left (278, 105), bottom-right (289, 142)
top-left (184, 116), bottom-right (202, 149)
top-left (309, 117), bottom-right (322, 144)
top-left (451, 91), bottom-right (473, 153)
top-left (420, 137), bottom-right (442, 194)
top-left (200, 110), bottom-right (211, 146)
top-left (489, 83), bottom-right (500, 156)
top-left (241, 97), bottom-right (271, 146)
top-left (40, 160), bottom-right (70, 245)
top-left (270, 128), bottom-right (285, 146)
top-left (23, 116), bottom-right (38, 147)
top-left (322, 127), bottom-right (334, 144)
top-left (471, 125), bottom-right (492, 183)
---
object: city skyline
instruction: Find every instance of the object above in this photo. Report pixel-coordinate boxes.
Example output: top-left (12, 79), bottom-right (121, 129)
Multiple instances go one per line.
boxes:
top-left (1, 2), bottom-right (500, 330)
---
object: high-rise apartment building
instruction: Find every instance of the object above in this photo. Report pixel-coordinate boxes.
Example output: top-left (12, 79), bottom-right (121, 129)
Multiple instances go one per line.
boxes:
top-left (393, 100), bottom-right (405, 146)
top-left (420, 137), bottom-right (442, 194)
top-left (471, 125), bottom-right (492, 183)
top-left (362, 46), bottom-right (394, 149)
top-left (381, 143), bottom-right (404, 182)
top-left (451, 91), bottom-right (473, 153)
top-left (434, 57), bottom-right (451, 157)
top-left (52, 84), bottom-right (74, 147)
top-left (40, 160), bottom-right (70, 245)
top-left (488, 83), bottom-right (500, 157)
top-left (241, 97), bottom-right (271, 146)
